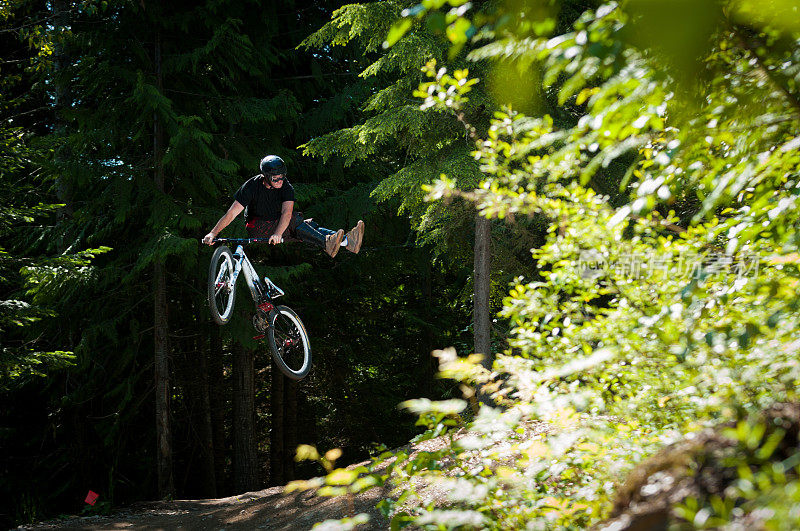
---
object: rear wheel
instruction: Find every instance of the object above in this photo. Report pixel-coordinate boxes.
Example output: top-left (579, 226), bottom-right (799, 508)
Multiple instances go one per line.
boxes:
top-left (268, 305), bottom-right (311, 380)
top-left (208, 246), bottom-right (236, 325)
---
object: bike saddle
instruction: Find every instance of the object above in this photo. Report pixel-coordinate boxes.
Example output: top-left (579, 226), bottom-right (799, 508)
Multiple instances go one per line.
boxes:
top-left (262, 278), bottom-right (284, 299)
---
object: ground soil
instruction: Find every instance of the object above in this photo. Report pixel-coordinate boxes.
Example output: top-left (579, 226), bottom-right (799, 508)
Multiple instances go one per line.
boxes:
top-left (18, 485), bottom-right (388, 530)
top-left (15, 435), bottom-right (462, 531)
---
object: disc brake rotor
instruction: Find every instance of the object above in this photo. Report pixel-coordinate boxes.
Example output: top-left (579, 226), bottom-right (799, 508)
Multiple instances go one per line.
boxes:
top-left (252, 310), bottom-right (269, 334)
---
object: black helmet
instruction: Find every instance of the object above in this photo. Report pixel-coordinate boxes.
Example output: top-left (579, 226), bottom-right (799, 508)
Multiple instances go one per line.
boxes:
top-left (260, 155), bottom-right (287, 177)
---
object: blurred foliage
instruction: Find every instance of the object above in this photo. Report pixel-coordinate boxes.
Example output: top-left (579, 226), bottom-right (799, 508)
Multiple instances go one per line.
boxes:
top-left (299, 0), bottom-right (800, 528)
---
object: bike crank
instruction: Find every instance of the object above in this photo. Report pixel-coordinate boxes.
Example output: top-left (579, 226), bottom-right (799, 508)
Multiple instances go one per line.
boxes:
top-left (252, 300), bottom-right (276, 340)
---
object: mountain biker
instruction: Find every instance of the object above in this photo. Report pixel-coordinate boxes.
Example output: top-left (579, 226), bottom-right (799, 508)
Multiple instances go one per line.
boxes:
top-left (201, 155), bottom-right (364, 258)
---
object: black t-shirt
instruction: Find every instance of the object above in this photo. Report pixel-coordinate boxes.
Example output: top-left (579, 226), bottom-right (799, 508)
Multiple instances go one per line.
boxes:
top-left (234, 175), bottom-right (295, 221)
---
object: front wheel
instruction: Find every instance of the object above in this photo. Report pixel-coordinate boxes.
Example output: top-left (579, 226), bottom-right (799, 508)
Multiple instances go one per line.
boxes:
top-left (268, 305), bottom-right (311, 380)
top-left (208, 246), bottom-right (236, 325)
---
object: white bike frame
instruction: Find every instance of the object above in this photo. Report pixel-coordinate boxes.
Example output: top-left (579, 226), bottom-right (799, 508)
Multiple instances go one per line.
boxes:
top-left (220, 244), bottom-right (285, 302)
top-left (228, 245), bottom-right (262, 301)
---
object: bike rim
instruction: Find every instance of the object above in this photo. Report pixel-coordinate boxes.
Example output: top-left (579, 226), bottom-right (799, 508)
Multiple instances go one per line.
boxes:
top-left (213, 255), bottom-right (235, 320)
top-left (272, 311), bottom-right (309, 374)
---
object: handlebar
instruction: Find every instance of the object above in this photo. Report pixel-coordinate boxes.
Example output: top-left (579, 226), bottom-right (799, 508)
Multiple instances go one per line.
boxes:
top-left (211, 238), bottom-right (283, 244)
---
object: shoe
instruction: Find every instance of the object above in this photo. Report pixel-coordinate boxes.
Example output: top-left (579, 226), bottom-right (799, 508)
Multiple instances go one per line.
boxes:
top-left (344, 220), bottom-right (364, 254)
top-left (296, 222), bottom-right (343, 258)
top-left (325, 229), bottom-right (344, 258)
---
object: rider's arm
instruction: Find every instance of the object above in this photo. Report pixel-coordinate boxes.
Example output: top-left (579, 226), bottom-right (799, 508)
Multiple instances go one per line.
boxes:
top-left (269, 201), bottom-right (294, 244)
top-left (202, 201), bottom-right (245, 245)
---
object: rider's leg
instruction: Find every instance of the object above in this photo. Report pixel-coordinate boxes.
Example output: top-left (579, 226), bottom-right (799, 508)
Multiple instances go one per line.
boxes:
top-left (291, 214), bottom-right (344, 258)
top-left (306, 220), bottom-right (337, 237)
top-left (307, 220), bottom-right (364, 254)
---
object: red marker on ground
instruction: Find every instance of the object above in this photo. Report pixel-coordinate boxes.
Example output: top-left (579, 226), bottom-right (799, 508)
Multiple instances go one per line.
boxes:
top-left (85, 490), bottom-right (99, 505)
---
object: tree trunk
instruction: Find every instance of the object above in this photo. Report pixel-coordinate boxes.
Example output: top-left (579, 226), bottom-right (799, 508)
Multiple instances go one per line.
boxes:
top-left (269, 363), bottom-right (285, 486)
top-left (153, 31), bottom-right (174, 499)
top-left (52, 0), bottom-right (69, 110)
top-left (154, 264), bottom-right (173, 497)
top-left (197, 338), bottom-right (217, 497)
top-left (474, 214), bottom-right (492, 371)
top-left (423, 254), bottom-right (435, 395)
top-left (284, 379), bottom-right (297, 482)
top-left (297, 387), bottom-right (316, 454)
top-left (233, 342), bottom-right (259, 492)
top-left (52, 0), bottom-right (73, 226)
top-left (208, 326), bottom-right (227, 495)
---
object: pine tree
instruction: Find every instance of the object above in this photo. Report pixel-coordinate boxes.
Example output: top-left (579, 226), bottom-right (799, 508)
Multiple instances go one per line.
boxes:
top-left (0, 0), bottom-right (86, 392)
top-left (299, 1), bottom-right (549, 372)
top-left (300, 2), bottom-right (487, 259)
top-left (1, 0), bottom-right (340, 513)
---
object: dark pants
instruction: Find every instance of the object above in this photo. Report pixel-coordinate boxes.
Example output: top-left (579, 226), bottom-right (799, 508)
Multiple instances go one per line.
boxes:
top-left (245, 213), bottom-right (337, 240)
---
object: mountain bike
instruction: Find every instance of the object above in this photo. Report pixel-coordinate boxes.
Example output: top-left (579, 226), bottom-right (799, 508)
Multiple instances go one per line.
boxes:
top-left (207, 238), bottom-right (311, 380)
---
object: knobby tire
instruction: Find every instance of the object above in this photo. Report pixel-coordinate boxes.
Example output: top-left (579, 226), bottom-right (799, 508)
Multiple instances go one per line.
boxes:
top-left (208, 246), bottom-right (236, 325)
top-left (268, 305), bottom-right (311, 380)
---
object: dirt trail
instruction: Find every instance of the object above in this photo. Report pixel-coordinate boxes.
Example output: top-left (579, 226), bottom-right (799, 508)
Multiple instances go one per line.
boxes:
top-left (18, 483), bottom-right (389, 530)
top-left (16, 436), bottom-right (457, 531)
top-left (15, 428), bottom-right (529, 530)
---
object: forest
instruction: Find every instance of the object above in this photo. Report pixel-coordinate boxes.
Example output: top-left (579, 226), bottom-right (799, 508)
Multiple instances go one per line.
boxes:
top-left (2, 0), bottom-right (800, 528)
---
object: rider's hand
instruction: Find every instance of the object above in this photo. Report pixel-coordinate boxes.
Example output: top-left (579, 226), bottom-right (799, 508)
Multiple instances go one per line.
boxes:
top-left (268, 233), bottom-right (283, 245)
top-left (202, 232), bottom-right (217, 246)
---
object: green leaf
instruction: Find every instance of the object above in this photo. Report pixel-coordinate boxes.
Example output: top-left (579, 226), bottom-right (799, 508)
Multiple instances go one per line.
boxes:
top-left (326, 468), bottom-right (359, 486)
top-left (384, 19), bottom-right (413, 49)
